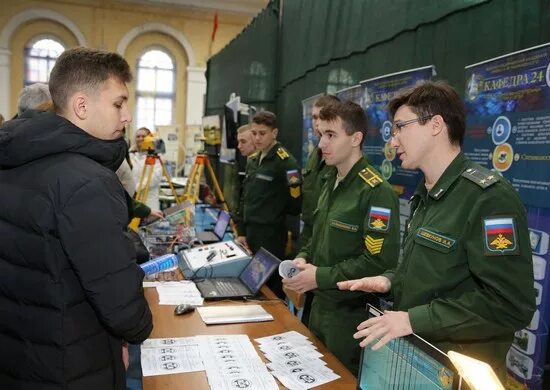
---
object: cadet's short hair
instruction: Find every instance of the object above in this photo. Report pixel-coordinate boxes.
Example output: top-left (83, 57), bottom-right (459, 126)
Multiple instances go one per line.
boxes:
top-left (49, 47), bottom-right (132, 113)
top-left (252, 111), bottom-right (277, 129)
top-left (237, 124), bottom-right (251, 134)
top-left (17, 83), bottom-right (51, 115)
top-left (313, 94), bottom-right (340, 109)
top-left (388, 80), bottom-right (465, 146)
top-left (319, 100), bottom-right (368, 147)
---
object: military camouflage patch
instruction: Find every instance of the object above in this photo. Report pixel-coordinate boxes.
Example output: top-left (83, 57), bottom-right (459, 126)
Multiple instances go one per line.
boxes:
top-left (484, 217), bottom-right (519, 256)
top-left (416, 228), bottom-right (456, 250)
top-left (358, 167), bottom-right (383, 188)
top-left (365, 235), bottom-right (384, 255)
top-left (368, 206), bottom-right (391, 232)
top-left (277, 147), bottom-right (289, 160)
top-left (330, 219), bottom-right (359, 233)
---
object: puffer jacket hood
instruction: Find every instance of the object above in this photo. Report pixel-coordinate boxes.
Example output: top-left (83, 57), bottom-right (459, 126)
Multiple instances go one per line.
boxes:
top-left (0, 111), bottom-right (126, 171)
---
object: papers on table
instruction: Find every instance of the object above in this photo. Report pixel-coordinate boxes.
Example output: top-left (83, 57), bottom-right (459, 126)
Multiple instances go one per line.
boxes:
top-left (255, 331), bottom-right (341, 389)
top-left (196, 304), bottom-right (273, 325)
top-left (196, 335), bottom-right (279, 390)
top-left (153, 281), bottom-right (204, 306)
top-left (141, 337), bottom-right (204, 377)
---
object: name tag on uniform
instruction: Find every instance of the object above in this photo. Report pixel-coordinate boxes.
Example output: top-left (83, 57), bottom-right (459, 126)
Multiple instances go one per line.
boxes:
top-left (329, 219), bottom-right (359, 233)
top-left (256, 173), bottom-right (274, 181)
top-left (415, 228), bottom-right (456, 253)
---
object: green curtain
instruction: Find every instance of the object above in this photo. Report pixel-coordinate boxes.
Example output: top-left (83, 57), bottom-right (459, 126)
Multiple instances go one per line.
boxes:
top-left (206, 0), bottom-right (550, 162)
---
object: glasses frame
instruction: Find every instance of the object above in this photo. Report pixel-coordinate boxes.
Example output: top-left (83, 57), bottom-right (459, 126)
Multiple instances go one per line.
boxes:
top-left (391, 115), bottom-right (434, 137)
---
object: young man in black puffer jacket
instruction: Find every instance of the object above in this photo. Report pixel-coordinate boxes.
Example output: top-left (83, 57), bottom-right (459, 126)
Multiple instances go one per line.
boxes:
top-left (0, 47), bottom-right (153, 390)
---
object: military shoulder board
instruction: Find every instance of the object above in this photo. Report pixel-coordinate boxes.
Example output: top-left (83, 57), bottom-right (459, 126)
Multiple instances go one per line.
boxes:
top-left (461, 167), bottom-right (499, 189)
top-left (358, 167), bottom-right (383, 188)
top-left (276, 147), bottom-right (289, 160)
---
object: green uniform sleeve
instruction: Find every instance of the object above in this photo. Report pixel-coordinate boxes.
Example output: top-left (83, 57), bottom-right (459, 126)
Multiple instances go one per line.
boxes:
top-left (236, 158), bottom-right (253, 236)
top-left (132, 199), bottom-right (151, 218)
top-left (315, 184), bottom-right (400, 290)
top-left (283, 157), bottom-right (302, 216)
top-left (408, 187), bottom-right (535, 341)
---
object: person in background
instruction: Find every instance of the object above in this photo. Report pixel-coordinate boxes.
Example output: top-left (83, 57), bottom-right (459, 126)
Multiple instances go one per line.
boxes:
top-left (0, 114), bottom-right (4, 126)
top-left (338, 80), bottom-right (535, 381)
top-left (130, 126), bottom-right (163, 210)
top-left (283, 100), bottom-right (400, 374)
top-left (0, 47), bottom-right (153, 389)
top-left (237, 111), bottom-right (302, 298)
top-left (17, 83), bottom-right (51, 117)
top-left (297, 94), bottom-right (340, 325)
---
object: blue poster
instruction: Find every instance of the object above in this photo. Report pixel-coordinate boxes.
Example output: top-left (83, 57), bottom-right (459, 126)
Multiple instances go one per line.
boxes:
top-left (360, 66), bottom-right (435, 187)
top-left (335, 84), bottom-right (363, 105)
top-left (301, 93), bottom-right (323, 167)
top-left (464, 43), bottom-right (550, 390)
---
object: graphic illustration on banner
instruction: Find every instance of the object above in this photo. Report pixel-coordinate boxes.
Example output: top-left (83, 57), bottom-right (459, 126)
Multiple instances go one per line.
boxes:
top-left (335, 85), bottom-right (363, 106)
top-left (360, 66), bottom-right (435, 186)
top-left (465, 42), bottom-right (550, 390)
top-left (301, 93), bottom-right (323, 167)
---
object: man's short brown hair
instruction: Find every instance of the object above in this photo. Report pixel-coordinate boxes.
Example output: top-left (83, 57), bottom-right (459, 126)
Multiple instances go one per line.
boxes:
top-left (49, 47), bottom-right (132, 113)
top-left (388, 80), bottom-right (466, 146)
top-left (319, 100), bottom-right (368, 147)
top-left (314, 94), bottom-right (340, 109)
top-left (237, 124), bottom-right (251, 134)
top-left (252, 111), bottom-right (277, 129)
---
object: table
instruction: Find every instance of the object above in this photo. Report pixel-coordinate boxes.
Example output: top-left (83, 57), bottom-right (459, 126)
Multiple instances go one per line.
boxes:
top-left (142, 286), bottom-right (357, 389)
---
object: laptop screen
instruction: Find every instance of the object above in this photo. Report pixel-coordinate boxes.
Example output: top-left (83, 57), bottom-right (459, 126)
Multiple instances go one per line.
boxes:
top-left (213, 210), bottom-right (231, 239)
top-left (238, 248), bottom-right (281, 294)
top-left (357, 304), bottom-right (461, 390)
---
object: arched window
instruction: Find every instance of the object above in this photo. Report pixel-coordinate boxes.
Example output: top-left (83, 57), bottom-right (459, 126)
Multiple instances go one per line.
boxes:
top-left (248, 61), bottom-right (267, 101)
top-left (326, 68), bottom-right (355, 95)
top-left (136, 48), bottom-right (175, 130)
top-left (24, 37), bottom-right (65, 85)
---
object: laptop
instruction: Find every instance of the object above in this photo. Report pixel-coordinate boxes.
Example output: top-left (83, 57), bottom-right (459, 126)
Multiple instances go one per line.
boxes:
top-left (196, 209), bottom-right (231, 244)
top-left (195, 247), bottom-right (281, 300)
top-left (357, 304), bottom-right (462, 390)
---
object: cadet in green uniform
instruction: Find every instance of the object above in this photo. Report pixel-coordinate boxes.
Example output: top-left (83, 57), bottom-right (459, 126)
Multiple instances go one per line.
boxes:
top-left (232, 125), bottom-right (256, 227)
top-left (236, 111), bottom-right (301, 298)
top-left (338, 81), bottom-right (535, 381)
top-left (299, 94), bottom-right (340, 325)
top-left (284, 101), bottom-right (400, 374)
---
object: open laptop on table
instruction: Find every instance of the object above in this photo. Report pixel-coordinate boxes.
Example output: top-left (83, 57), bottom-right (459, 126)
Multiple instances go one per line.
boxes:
top-left (196, 209), bottom-right (231, 244)
top-left (195, 247), bottom-right (281, 300)
top-left (357, 303), bottom-right (462, 390)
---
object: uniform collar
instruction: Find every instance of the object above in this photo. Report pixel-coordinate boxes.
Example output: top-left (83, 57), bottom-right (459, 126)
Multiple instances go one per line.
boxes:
top-left (332, 155), bottom-right (369, 189)
top-left (260, 141), bottom-right (280, 162)
top-left (415, 152), bottom-right (468, 201)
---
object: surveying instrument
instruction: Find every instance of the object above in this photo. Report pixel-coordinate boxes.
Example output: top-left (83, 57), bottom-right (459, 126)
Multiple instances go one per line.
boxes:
top-left (128, 135), bottom-right (181, 230)
top-left (183, 152), bottom-right (238, 236)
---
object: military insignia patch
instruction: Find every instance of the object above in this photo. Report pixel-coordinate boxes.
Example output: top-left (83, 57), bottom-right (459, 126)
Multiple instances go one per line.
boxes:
top-left (484, 217), bottom-right (519, 255)
top-left (277, 147), bottom-right (289, 160)
top-left (358, 167), bottom-right (383, 187)
top-left (365, 235), bottom-right (384, 255)
top-left (286, 169), bottom-right (300, 186)
top-left (368, 206), bottom-right (391, 232)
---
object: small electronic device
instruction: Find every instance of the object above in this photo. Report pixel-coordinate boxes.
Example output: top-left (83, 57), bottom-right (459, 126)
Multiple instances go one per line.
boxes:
top-left (179, 240), bottom-right (251, 278)
top-left (194, 247), bottom-right (281, 300)
top-left (196, 209), bottom-right (231, 244)
top-left (174, 304), bottom-right (195, 315)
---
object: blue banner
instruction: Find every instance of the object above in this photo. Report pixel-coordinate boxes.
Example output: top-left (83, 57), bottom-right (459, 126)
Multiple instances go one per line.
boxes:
top-left (301, 93), bottom-right (323, 167)
top-left (464, 43), bottom-right (550, 390)
top-left (360, 66), bottom-right (435, 187)
top-left (335, 84), bottom-right (363, 105)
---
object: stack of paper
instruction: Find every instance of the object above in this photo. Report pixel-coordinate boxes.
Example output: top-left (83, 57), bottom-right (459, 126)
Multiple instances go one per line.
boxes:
top-left (155, 281), bottom-right (204, 306)
top-left (196, 304), bottom-right (273, 325)
top-left (197, 334), bottom-right (278, 390)
top-left (255, 331), bottom-right (340, 389)
top-left (140, 337), bottom-right (204, 377)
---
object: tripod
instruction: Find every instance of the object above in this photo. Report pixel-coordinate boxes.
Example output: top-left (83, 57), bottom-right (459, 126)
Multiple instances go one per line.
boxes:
top-left (128, 151), bottom-right (181, 230)
top-left (184, 153), bottom-right (238, 236)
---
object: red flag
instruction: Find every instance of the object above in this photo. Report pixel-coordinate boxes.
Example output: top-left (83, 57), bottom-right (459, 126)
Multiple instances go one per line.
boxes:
top-left (211, 12), bottom-right (219, 43)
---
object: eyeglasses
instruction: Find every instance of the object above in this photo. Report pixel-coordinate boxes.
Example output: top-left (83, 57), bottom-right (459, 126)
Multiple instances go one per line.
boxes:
top-left (391, 115), bottom-right (434, 137)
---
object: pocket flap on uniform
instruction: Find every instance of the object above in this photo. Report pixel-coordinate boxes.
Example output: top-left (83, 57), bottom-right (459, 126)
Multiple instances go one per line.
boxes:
top-left (414, 228), bottom-right (457, 253)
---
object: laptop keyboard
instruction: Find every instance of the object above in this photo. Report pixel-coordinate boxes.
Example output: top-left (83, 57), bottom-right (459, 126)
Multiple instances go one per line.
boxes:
top-left (216, 280), bottom-right (249, 296)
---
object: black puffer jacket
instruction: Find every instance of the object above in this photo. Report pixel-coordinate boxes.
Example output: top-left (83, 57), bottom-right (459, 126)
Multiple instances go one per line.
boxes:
top-left (0, 112), bottom-right (153, 390)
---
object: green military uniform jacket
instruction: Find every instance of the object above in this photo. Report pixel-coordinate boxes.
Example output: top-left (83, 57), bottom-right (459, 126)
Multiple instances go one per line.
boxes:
top-left (384, 153), bottom-right (535, 378)
top-left (298, 156), bottom-right (400, 374)
top-left (299, 156), bottom-right (400, 301)
top-left (237, 141), bottom-right (302, 234)
top-left (299, 146), bottom-right (333, 249)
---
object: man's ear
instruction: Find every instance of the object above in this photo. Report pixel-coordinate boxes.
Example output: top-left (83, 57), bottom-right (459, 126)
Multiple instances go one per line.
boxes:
top-left (352, 131), bottom-right (363, 147)
top-left (272, 127), bottom-right (279, 139)
top-left (72, 94), bottom-right (88, 120)
top-left (431, 114), bottom-right (445, 136)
